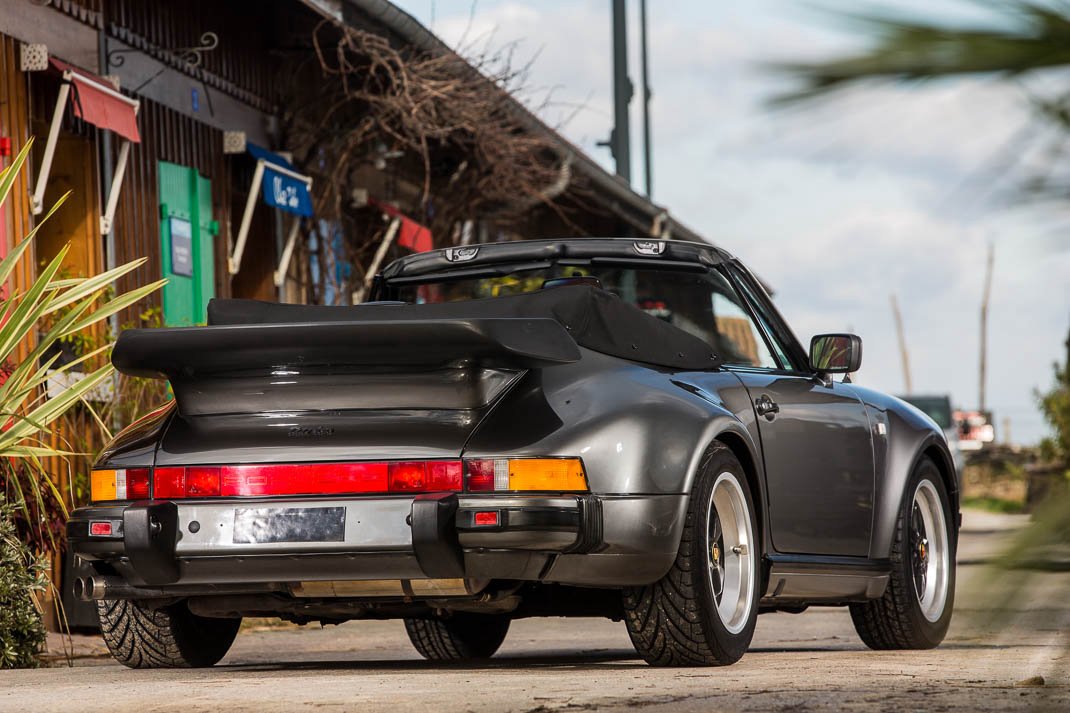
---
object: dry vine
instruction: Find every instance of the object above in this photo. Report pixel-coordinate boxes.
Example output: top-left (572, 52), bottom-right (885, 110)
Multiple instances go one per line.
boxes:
top-left (280, 21), bottom-right (601, 302)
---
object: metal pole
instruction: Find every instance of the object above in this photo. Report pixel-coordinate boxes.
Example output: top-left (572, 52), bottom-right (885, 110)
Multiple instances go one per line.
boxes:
top-left (99, 28), bottom-right (121, 431)
top-left (99, 29), bottom-right (114, 262)
top-left (890, 293), bottom-right (912, 395)
top-left (639, 0), bottom-right (652, 197)
top-left (979, 244), bottom-right (994, 413)
top-left (610, 0), bottom-right (632, 183)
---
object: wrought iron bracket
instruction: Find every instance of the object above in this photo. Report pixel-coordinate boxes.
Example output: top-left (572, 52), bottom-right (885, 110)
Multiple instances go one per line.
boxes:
top-left (107, 31), bottom-right (219, 70)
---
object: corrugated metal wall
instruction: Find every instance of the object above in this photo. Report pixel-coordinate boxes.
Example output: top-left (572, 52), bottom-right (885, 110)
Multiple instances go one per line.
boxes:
top-left (102, 0), bottom-right (278, 111)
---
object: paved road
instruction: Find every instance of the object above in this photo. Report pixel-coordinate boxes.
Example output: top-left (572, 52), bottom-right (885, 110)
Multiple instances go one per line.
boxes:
top-left (3, 510), bottom-right (1067, 712)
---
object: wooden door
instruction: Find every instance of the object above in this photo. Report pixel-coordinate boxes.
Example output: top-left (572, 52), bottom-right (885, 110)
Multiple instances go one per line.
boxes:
top-left (35, 133), bottom-right (102, 278)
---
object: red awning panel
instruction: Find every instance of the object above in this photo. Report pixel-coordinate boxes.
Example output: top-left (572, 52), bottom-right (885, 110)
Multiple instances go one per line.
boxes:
top-left (397, 216), bottom-right (432, 253)
top-left (50, 59), bottom-right (140, 143)
top-left (369, 198), bottom-right (433, 253)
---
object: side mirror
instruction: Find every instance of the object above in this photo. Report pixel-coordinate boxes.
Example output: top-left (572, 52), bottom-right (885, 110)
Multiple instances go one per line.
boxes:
top-left (809, 334), bottom-right (862, 374)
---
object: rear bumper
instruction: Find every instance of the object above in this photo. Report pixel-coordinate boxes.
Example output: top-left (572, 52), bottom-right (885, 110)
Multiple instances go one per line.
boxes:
top-left (68, 493), bottom-right (685, 590)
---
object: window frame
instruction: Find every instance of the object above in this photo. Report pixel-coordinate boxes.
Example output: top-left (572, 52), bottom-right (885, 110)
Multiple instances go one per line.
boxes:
top-left (720, 262), bottom-right (812, 375)
top-left (704, 271), bottom-right (781, 370)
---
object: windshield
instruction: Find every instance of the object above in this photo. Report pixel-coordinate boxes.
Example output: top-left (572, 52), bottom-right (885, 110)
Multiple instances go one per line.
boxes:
top-left (389, 264), bottom-right (779, 368)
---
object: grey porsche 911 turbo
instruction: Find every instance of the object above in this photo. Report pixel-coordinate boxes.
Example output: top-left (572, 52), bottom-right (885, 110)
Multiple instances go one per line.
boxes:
top-left (69, 238), bottom-right (958, 668)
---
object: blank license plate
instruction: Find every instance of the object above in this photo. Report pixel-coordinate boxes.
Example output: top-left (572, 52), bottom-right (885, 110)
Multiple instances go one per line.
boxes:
top-left (232, 507), bottom-right (346, 544)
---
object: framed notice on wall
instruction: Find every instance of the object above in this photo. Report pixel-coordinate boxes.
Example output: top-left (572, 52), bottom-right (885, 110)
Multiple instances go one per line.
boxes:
top-left (169, 216), bottom-right (193, 277)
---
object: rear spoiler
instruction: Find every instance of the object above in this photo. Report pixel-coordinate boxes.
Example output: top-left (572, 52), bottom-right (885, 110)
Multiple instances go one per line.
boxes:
top-left (112, 318), bottom-right (580, 380)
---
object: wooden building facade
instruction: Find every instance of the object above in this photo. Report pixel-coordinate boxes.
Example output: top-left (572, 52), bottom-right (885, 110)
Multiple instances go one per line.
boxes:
top-left (2, 0), bottom-right (705, 322)
top-left (1, 0), bottom-right (709, 628)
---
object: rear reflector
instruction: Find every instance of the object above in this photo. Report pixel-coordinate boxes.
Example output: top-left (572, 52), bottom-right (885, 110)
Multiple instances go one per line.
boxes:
top-left (465, 458), bottom-right (587, 493)
top-left (473, 511), bottom-right (499, 526)
top-left (89, 521), bottom-right (113, 536)
top-left (90, 468), bottom-right (150, 502)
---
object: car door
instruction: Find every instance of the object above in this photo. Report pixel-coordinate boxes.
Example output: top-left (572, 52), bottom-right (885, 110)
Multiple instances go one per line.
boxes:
top-left (719, 266), bottom-right (876, 557)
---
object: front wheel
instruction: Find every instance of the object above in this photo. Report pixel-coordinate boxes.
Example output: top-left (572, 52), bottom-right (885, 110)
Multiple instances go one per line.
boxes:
top-left (850, 457), bottom-right (956, 649)
top-left (623, 444), bottom-right (759, 666)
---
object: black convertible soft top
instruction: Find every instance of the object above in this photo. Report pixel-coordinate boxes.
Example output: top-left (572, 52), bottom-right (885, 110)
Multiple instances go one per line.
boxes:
top-left (207, 285), bottom-right (721, 370)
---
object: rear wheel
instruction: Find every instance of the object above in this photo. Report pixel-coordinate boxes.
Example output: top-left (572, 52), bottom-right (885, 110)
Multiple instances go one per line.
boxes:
top-left (623, 444), bottom-right (759, 666)
top-left (404, 613), bottom-right (510, 660)
top-left (850, 457), bottom-right (956, 649)
top-left (97, 598), bottom-right (241, 668)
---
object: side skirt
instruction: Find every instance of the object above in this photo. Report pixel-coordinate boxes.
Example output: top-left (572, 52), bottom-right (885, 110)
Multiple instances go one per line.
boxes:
top-left (761, 554), bottom-right (891, 606)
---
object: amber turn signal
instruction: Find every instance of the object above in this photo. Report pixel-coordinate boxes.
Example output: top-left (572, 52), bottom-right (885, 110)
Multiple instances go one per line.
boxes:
top-left (90, 468), bottom-right (149, 502)
top-left (465, 458), bottom-right (588, 492)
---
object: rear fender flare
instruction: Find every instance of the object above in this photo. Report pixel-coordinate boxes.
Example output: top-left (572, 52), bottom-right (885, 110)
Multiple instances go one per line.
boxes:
top-left (94, 401), bottom-right (175, 470)
top-left (681, 418), bottom-right (763, 500)
top-left (679, 418), bottom-right (766, 552)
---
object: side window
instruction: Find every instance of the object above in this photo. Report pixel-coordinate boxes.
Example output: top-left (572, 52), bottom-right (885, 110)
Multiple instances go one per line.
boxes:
top-left (730, 269), bottom-right (797, 370)
top-left (709, 280), bottom-right (778, 369)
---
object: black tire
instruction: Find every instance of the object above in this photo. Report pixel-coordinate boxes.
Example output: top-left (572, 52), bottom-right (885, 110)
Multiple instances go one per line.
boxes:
top-left (850, 457), bottom-right (956, 649)
top-left (623, 444), bottom-right (760, 666)
top-left (97, 598), bottom-right (241, 668)
top-left (404, 613), bottom-right (510, 661)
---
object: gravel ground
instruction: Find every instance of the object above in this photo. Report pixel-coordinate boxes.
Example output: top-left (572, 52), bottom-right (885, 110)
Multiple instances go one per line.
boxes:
top-left (3, 509), bottom-right (1067, 712)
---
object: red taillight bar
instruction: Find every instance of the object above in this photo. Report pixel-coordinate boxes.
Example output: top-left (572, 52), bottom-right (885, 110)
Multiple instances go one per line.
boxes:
top-left (152, 460), bottom-right (464, 499)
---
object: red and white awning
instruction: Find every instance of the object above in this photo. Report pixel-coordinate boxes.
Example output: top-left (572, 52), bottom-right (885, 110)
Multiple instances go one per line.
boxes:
top-left (31, 59), bottom-right (140, 235)
top-left (50, 59), bottom-right (140, 142)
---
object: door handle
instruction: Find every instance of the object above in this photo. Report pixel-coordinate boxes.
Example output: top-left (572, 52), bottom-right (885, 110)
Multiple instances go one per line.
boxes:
top-left (755, 395), bottom-right (780, 420)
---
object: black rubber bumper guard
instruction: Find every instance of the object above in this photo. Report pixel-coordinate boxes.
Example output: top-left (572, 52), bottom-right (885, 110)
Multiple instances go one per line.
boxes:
top-left (411, 493), bottom-right (603, 577)
top-left (70, 494), bottom-right (604, 586)
top-left (68, 501), bottom-right (181, 585)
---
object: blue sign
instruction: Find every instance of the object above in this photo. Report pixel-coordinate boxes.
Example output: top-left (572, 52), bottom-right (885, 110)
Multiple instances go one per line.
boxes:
top-left (247, 143), bottom-right (313, 217)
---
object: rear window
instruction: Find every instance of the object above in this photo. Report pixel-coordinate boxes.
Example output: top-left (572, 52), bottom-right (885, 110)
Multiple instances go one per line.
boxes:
top-left (390, 265), bottom-right (778, 368)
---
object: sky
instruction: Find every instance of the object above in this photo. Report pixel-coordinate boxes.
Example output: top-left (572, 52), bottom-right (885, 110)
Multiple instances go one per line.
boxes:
top-left (393, 0), bottom-right (1070, 444)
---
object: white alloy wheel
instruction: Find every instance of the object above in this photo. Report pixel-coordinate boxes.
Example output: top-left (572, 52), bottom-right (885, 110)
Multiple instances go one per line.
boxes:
top-left (911, 479), bottom-right (951, 623)
top-left (708, 472), bottom-right (756, 635)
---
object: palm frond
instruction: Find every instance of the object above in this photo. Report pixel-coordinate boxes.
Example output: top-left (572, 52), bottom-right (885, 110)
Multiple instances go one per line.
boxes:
top-left (0, 140), bottom-right (163, 560)
top-left (771, 1), bottom-right (1070, 104)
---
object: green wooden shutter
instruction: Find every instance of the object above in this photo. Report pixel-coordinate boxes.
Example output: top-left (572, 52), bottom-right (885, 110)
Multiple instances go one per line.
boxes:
top-left (159, 162), bottom-right (214, 326)
top-left (194, 172), bottom-right (216, 319)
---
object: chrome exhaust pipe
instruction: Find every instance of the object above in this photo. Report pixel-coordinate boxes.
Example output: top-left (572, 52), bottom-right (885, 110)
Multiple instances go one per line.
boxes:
top-left (74, 576), bottom-right (120, 601)
top-left (74, 576), bottom-right (171, 601)
top-left (74, 576), bottom-right (285, 601)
